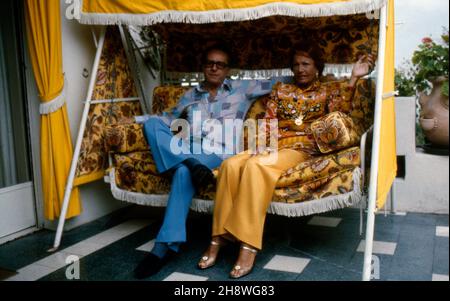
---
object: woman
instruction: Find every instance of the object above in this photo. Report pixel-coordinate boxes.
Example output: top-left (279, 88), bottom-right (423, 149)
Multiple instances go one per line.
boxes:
top-left (198, 44), bottom-right (374, 279)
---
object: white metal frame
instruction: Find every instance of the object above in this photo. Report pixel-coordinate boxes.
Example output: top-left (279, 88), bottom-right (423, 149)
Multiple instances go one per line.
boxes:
top-left (362, 3), bottom-right (388, 281)
top-left (50, 25), bottom-right (149, 251)
top-left (49, 27), bottom-right (107, 252)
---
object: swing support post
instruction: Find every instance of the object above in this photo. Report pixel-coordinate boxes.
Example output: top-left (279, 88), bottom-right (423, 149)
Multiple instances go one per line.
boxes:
top-left (48, 26), bottom-right (107, 252)
top-left (362, 3), bottom-right (388, 281)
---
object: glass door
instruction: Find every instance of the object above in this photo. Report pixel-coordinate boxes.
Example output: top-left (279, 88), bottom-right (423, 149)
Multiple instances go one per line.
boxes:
top-left (0, 0), bottom-right (36, 240)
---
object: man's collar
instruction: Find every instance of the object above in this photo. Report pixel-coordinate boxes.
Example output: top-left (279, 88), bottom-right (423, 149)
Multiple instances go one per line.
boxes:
top-left (195, 78), bottom-right (233, 93)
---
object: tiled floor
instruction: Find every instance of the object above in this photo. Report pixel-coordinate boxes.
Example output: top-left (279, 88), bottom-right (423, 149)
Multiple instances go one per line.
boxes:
top-left (0, 207), bottom-right (448, 281)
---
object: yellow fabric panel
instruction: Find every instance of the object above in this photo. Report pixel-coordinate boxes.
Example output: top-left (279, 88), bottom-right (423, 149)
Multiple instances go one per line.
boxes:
top-left (82, 0), bottom-right (349, 14)
top-left (377, 0), bottom-right (397, 209)
top-left (25, 0), bottom-right (81, 220)
top-left (73, 171), bottom-right (105, 187)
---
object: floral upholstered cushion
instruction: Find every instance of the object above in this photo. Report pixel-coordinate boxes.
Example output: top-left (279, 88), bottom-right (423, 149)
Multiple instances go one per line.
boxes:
top-left (115, 167), bottom-right (171, 195)
top-left (105, 123), bottom-right (149, 153)
top-left (311, 111), bottom-right (361, 154)
top-left (114, 151), bottom-right (158, 175)
top-left (151, 86), bottom-right (189, 114)
top-left (276, 146), bottom-right (360, 188)
top-left (273, 169), bottom-right (356, 203)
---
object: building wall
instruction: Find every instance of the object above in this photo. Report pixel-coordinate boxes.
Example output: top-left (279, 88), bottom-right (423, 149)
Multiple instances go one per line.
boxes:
top-left (386, 97), bottom-right (449, 214)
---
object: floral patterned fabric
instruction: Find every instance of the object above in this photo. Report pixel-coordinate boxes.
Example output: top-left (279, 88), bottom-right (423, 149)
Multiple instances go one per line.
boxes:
top-left (74, 27), bottom-right (142, 186)
top-left (276, 146), bottom-right (360, 187)
top-left (104, 123), bottom-right (148, 153)
top-left (273, 169), bottom-right (355, 203)
top-left (149, 14), bottom-right (379, 72)
top-left (311, 111), bottom-right (361, 154)
top-left (114, 150), bottom-right (217, 199)
top-left (151, 86), bottom-right (189, 114)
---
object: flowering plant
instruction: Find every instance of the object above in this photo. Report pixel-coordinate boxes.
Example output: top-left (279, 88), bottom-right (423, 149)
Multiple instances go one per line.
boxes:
top-left (411, 29), bottom-right (449, 97)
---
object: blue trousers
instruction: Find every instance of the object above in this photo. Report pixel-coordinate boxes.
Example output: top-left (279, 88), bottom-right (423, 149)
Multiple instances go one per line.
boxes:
top-left (143, 117), bottom-right (222, 250)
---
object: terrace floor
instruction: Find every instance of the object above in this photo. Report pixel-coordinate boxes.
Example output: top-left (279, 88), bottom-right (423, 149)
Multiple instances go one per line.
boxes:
top-left (0, 207), bottom-right (448, 282)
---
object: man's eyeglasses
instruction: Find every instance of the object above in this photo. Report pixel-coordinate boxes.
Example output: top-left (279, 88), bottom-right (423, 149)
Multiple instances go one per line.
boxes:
top-left (204, 60), bottom-right (229, 70)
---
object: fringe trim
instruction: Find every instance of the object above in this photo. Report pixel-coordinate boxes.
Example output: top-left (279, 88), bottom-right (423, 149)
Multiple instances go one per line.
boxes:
top-left (108, 167), bottom-right (363, 217)
top-left (79, 0), bottom-right (387, 25)
top-left (39, 81), bottom-right (67, 115)
top-left (268, 168), bottom-right (363, 217)
top-left (168, 64), bottom-right (355, 83)
top-left (323, 64), bottom-right (355, 76)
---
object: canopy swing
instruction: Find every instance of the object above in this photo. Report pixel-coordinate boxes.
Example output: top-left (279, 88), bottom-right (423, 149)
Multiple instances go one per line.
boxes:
top-left (51, 0), bottom-right (397, 281)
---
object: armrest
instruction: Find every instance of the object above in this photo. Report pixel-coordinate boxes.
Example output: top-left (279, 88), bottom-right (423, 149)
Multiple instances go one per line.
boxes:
top-left (311, 111), bottom-right (361, 154)
top-left (104, 123), bottom-right (149, 153)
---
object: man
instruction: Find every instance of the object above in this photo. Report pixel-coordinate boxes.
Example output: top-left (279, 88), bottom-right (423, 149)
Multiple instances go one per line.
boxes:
top-left (132, 44), bottom-right (276, 279)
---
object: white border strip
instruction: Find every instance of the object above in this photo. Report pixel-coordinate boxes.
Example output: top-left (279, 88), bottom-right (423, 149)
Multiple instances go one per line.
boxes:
top-left (79, 0), bottom-right (386, 25)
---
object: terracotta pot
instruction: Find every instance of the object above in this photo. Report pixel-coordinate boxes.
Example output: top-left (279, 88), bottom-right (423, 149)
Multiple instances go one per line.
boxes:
top-left (419, 76), bottom-right (449, 147)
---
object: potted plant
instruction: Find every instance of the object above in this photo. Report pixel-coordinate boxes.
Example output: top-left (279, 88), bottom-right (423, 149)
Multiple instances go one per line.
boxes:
top-left (411, 29), bottom-right (449, 150)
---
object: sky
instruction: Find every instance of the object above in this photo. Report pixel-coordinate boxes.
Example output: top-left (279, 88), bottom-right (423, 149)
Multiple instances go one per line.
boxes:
top-left (395, 0), bottom-right (449, 68)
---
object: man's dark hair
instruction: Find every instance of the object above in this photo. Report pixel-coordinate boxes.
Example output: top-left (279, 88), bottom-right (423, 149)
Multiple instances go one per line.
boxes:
top-left (291, 42), bottom-right (325, 75)
top-left (202, 42), bottom-right (233, 67)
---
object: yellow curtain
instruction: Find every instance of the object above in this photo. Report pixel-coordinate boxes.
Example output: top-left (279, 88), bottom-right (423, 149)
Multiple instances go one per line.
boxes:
top-left (25, 0), bottom-right (82, 220)
top-left (376, 0), bottom-right (397, 208)
top-left (83, 0), bottom-right (349, 13)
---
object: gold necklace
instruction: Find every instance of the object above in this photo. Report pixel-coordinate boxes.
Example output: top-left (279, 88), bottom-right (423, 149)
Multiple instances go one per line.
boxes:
top-left (278, 97), bottom-right (305, 126)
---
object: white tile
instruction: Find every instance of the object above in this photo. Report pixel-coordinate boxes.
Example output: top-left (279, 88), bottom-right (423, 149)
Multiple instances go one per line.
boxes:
top-left (5, 264), bottom-right (57, 281)
top-left (34, 251), bottom-right (77, 269)
top-left (432, 274), bottom-right (449, 281)
top-left (436, 226), bottom-right (449, 238)
top-left (163, 272), bottom-right (208, 281)
top-left (136, 239), bottom-right (155, 252)
top-left (263, 255), bottom-right (310, 274)
top-left (84, 219), bottom-right (152, 246)
top-left (63, 241), bottom-right (104, 256)
top-left (6, 219), bottom-right (153, 281)
top-left (308, 216), bottom-right (342, 227)
top-left (357, 240), bottom-right (397, 255)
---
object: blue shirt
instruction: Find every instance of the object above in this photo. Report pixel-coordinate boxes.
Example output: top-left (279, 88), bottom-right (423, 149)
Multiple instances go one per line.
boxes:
top-left (136, 78), bottom-right (277, 159)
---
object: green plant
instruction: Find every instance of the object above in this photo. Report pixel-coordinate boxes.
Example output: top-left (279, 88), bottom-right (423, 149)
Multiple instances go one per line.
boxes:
top-left (411, 28), bottom-right (449, 96)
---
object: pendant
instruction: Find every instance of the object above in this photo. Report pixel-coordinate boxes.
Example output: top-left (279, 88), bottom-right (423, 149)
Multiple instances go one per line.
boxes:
top-left (294, 115), bottom-right (304, 126)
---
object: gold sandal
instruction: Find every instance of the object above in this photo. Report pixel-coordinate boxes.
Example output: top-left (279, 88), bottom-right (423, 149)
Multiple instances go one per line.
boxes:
top-left (198, 239), bottom-right (225, 270)
top-left (230, 244), bottom-right (258, 279)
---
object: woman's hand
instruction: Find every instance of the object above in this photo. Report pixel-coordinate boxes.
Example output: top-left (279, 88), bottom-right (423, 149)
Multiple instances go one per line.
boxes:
top-left (349, 54), bottom-right (375, 87)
